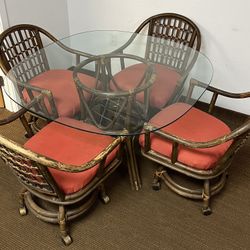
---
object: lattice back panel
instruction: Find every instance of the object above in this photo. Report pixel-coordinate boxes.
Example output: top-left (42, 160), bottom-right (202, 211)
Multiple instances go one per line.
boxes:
top-left (0, 28), bottom-right (49, 82)
top-left (145, 16), bottom-right (199, 72)
top-left (0, 144), bottom-right (57, 196)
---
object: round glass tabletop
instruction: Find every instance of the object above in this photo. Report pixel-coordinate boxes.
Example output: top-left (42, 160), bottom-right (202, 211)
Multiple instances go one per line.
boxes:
top-left (3, 30), bottom-right (213, 135)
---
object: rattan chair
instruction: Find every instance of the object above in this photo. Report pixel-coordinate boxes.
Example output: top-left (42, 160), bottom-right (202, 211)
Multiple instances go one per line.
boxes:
top-left (139, 79), bottom-right (250, 215)
top-left (0, 103), bottom-right (125, 245)
top-left (112, 13), bottom-right (201, 109)
top-left (0, 24), bottom-right (95, 133)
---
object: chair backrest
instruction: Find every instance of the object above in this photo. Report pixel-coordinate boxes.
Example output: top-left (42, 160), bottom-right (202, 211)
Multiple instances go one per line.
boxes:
top-left (0, 24), bottom-right (56, 82)
top-left (135, 13), bottom-right (201, 72)
top-left (0, 134), bottom-right (64, 199)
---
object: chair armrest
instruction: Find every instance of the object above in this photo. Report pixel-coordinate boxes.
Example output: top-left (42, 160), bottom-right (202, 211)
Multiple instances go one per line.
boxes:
top-left (190, 79), bottom-right (250, 98)
top-left (111, 32), bottom-right (139, 55)
top-left (0, 75), bottom-right (45, 138)
top-left (188, 79), bottom-right (250, 113)
top-left (109, 33), bottom-right (140, 70)
top-left (26, 135), bottom-right (125, 173)
top-left (16, 81), bottom-right (58, 119)
top-left (144, 119), bottom-right (250, 149)
top-left (38, 27), bottom-right (93, 65)
top-left (0, 93), bottom-right (42, 137)
top-left (1, 77), bottom-right (57, 118)
top-left (0, 107), bottom-right (27, 126)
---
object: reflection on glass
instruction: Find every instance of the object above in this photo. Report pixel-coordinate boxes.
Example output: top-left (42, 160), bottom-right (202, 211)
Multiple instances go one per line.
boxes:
top-left (4, 31), bottom-right (213, 135)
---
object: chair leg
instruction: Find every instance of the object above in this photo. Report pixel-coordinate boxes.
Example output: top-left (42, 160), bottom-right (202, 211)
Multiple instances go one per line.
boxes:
top-left (152, 168), bottom-right (164, 191)
top-left (99, 184), bottom-right (110, 204)
top-left (58, 205), bottom-right (72, 246)
top-left (28, 115), bottom-right (41, 133)
top-left (18, 188), bottom-right (28, 216)
top-left (125, 136), bottom-right (142, 191)
top-left (202, 179), bottom-right (212, 216)
top-left (19, 115), bottom-right (34, 138)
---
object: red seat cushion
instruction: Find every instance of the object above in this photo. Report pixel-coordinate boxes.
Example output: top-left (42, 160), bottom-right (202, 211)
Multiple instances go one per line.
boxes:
top-left (24, 117), bottom-right (119, 194)
top-left (139, 103), bottom-right (233, 170)
top-left (23, 70), bottom-right (96, 117)
top-left (113, 63), bottom-right (181, 108)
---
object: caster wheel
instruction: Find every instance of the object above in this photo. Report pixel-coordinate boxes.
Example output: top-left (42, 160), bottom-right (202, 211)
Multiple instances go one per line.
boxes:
top-left (202, 207), bottom-right (212, 216)
top-left (152, 179), bottom-right (161, 191)
top-left (24, 131), bottom-right (33, 138)
top-left (19, 206), bottom-right (27, 216)
top-left (62, 235), bottom-right (72, 246)
top-left (101, 195), bottom-right (110, 204)
top-left (24, 132), bottom-right (30, 138)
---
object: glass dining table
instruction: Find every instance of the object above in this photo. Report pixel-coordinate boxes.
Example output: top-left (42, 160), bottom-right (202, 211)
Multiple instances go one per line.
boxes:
top-left (2, 30), bottom-right (213, 190)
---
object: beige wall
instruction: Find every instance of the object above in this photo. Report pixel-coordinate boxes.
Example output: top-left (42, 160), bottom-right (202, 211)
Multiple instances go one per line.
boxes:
top-left (0, 0), bottom-right (70, 38)
top-left (0, 0), bottom-right (70, 111)
top-left (67, 0), bottom-right (250, 114)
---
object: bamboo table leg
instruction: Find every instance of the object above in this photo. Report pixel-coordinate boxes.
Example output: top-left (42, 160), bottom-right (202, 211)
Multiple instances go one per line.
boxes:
top-left (125, 136), bottom-right (142, 191)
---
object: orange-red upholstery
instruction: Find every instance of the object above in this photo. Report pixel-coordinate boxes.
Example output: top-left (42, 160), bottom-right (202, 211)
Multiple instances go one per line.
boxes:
top-left (113, 63), bottom-right (181, 108)
top-left (23, 70), bottom-right (96, 117)
top-left (24, 117), bottom-right (119, 194)
top-left (139, 103), bottom-right (233, 170)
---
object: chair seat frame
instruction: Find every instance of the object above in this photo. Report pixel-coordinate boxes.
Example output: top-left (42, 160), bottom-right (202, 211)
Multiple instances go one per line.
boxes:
top-left (0, 101), bottom-right (125, 245)
top-left (141, 79), bottom-right (250, 215)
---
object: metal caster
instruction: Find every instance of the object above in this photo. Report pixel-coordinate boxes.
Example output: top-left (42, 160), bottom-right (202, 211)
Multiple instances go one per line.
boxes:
top-left (202, 206), bottom-right (212, 216)
top-left (24, 132), bottom-right (31, 138)
top-left (100, 194), bottom-right (110, 204)
top-left (99, 185), bottom-right (110, 204)
top-left (152, 178), bottom-right (161, 191)
top-left (19, 206), bottom-right (27, 216)
top-left (61, 235), bottom-right (72, 246)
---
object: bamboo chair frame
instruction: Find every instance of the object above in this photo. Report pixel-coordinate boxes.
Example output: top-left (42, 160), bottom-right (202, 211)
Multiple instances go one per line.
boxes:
top-left (0, 24), bottom-right (91, 76)
top-left (0, 24), bottom-right (92, 134)
top-left (141, 78), bottom-right (250, 215)
top-left (112, 13), bottom-right (201, 108)
top-left (0, 96), bottom-right (125, 245)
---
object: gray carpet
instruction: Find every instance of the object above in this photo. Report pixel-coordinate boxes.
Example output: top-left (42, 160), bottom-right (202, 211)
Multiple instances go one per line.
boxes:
top-left (0, 108), bottom-right (249, 249)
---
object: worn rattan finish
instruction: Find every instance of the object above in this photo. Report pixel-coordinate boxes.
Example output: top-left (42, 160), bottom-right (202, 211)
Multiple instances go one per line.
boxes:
top-left (0, 24), bottom-right (91, 134)
top-left (0, 24), bottom-right (90, 76)
top-left (0, 24), bottom-right (55, 80)
top-left (0, 25), bottom-right (59, 134)
top-left (0, 108), bottom-right (124, 245)
top-left (110, 13), bottom-right (202, 109)
top-left (114, 13), bottom-right (201, 73)
top-left (141, 79), bottom-right (250, 215)
top-left (136, 13), bottom-right (201, 73)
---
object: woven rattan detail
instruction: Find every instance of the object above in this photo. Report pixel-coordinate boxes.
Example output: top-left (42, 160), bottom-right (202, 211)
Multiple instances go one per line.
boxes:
top-left (1, 29), bottom-right (49, 82)
top-left (149, 17), bottom-right (195, 45)
top-left (0, 144), bottom-right (55, 195)
top-left (146, 16), bottom-right (197, 71)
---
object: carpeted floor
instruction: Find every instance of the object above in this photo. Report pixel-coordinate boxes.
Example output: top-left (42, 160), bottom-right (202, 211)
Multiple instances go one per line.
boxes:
top-left (0, 107), bottom-right (249, 249)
